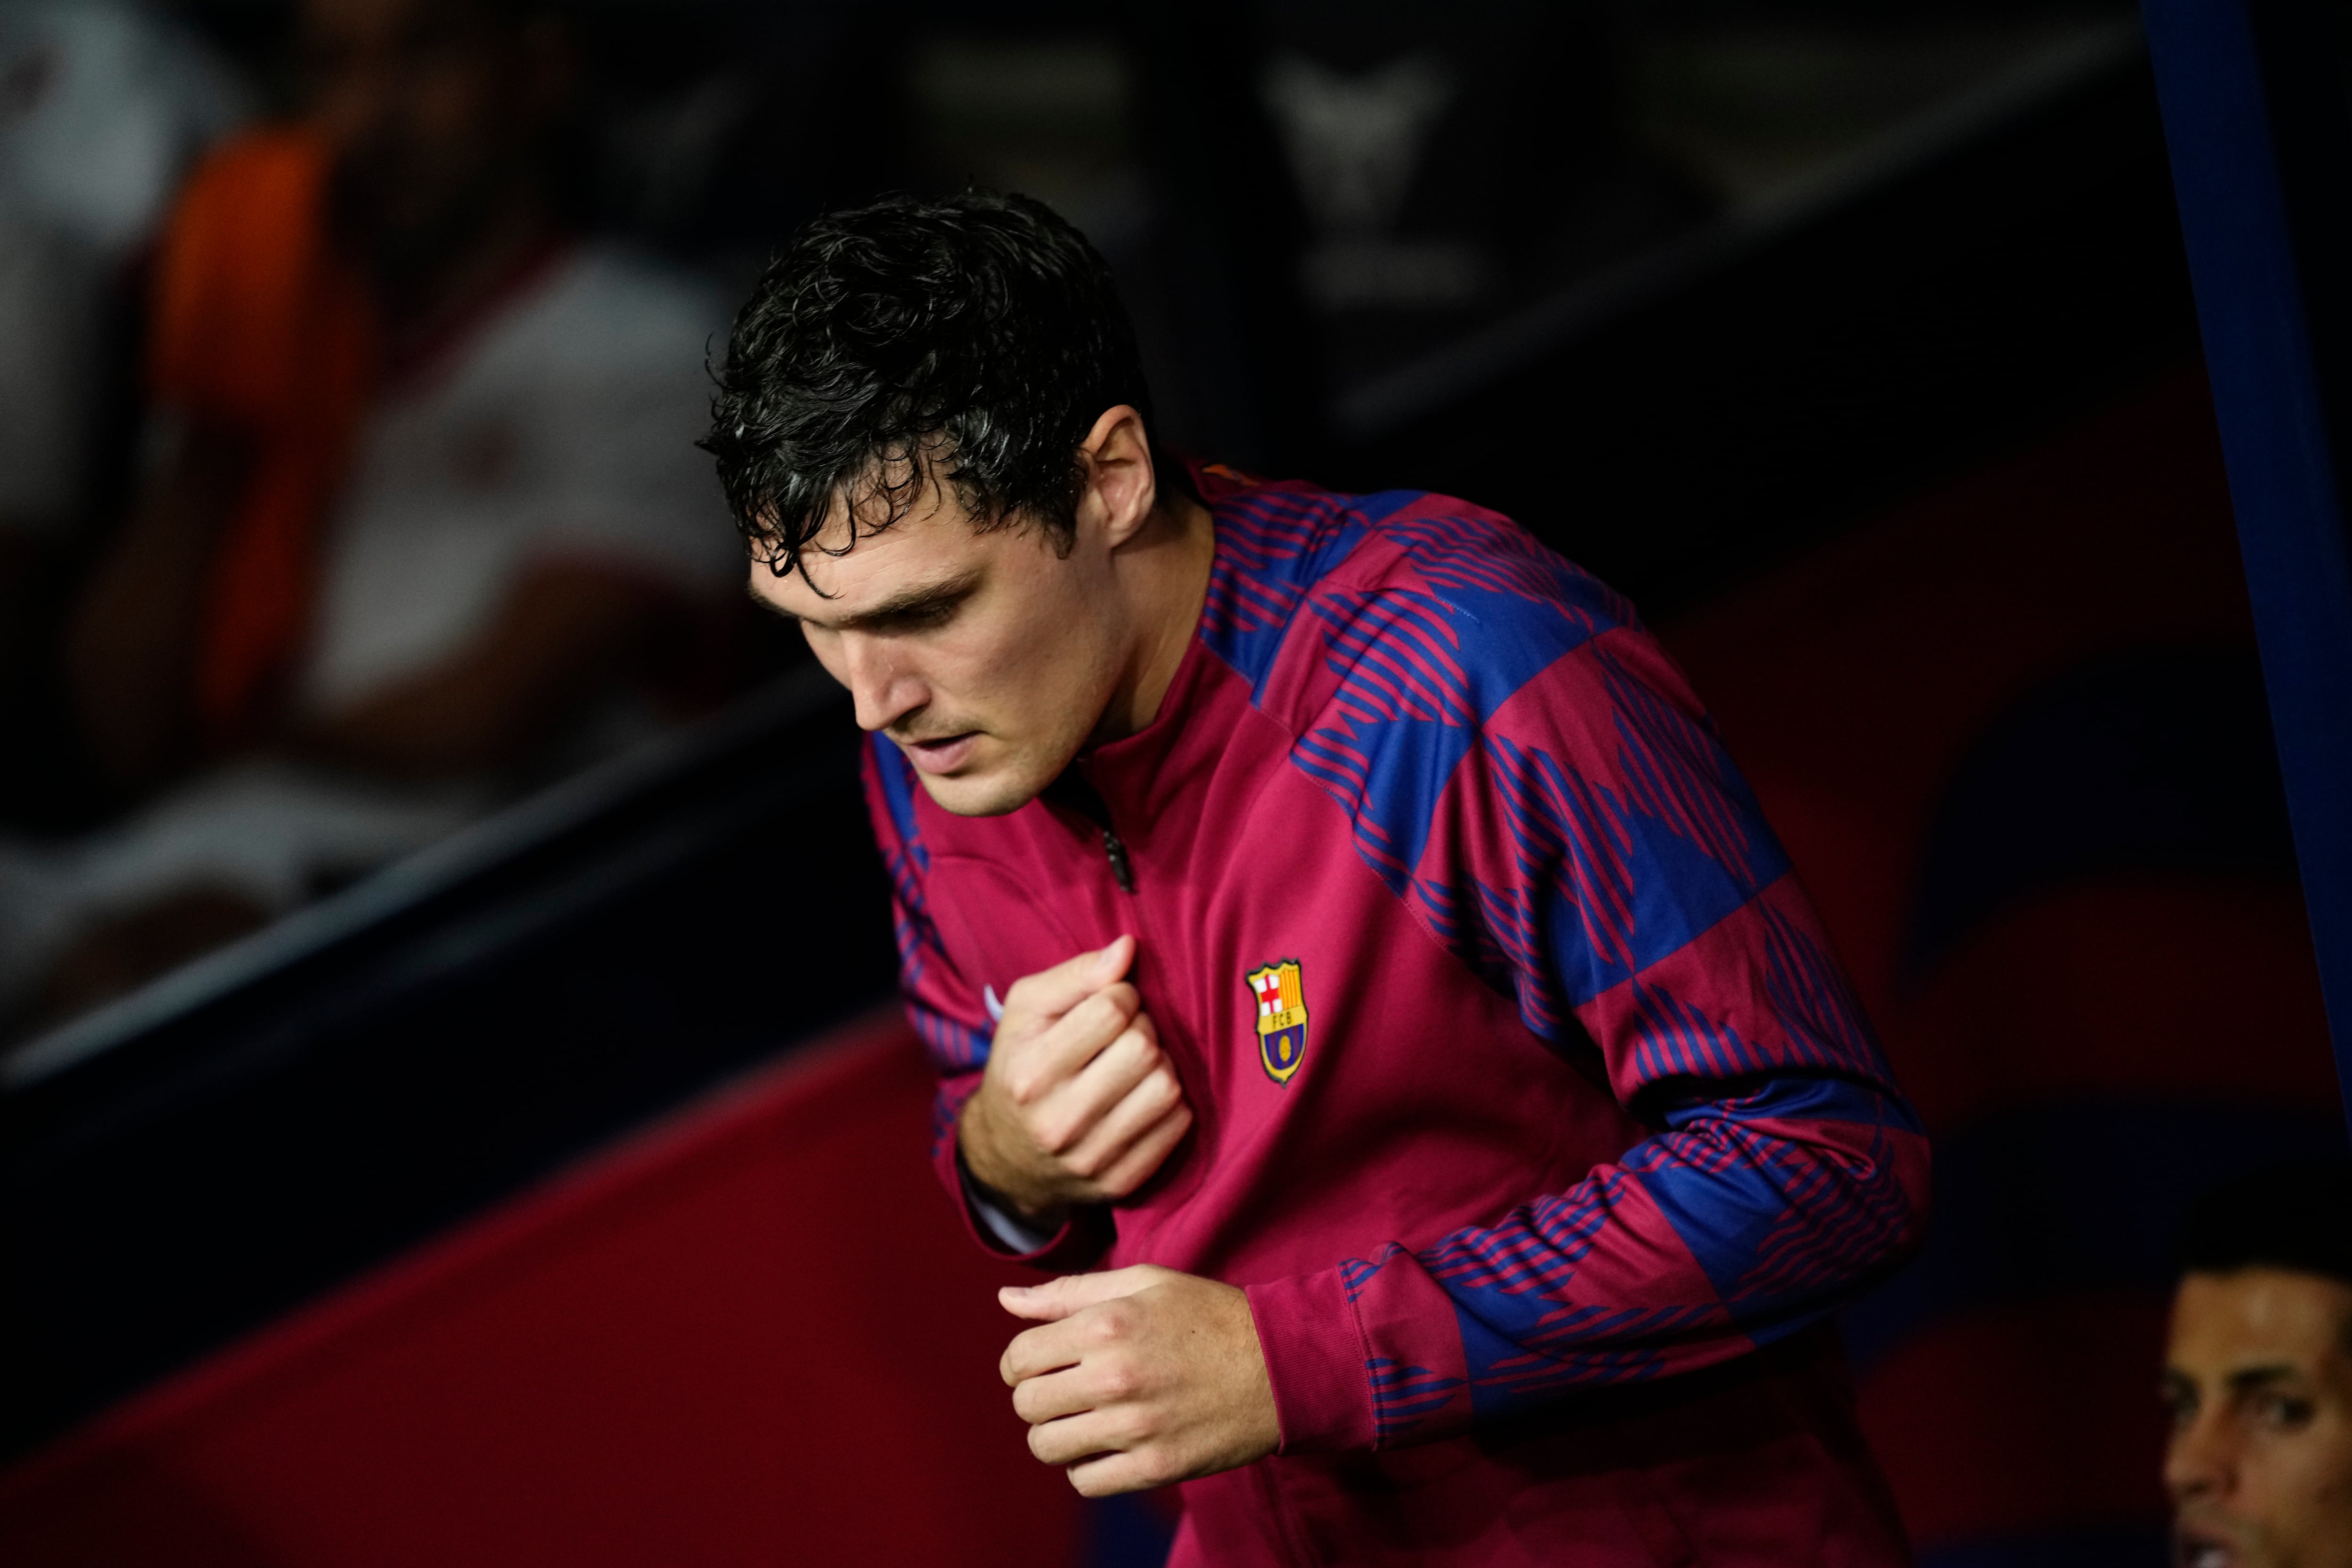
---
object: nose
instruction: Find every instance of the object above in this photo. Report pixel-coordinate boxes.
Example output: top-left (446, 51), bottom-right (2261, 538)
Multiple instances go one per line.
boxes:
top-left (837, 634), bottom-right (926, 734)
top-left (2164, 1412), bottom-right (2235, 1506)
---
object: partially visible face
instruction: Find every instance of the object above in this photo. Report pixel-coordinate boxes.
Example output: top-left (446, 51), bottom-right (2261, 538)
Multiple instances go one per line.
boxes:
top-left (2166, 1267), bottom-right (2352, 1568)
top-left (748, 481), bottom-right (1129, 817)
top-left (302, 0), bottom-right (561, 281)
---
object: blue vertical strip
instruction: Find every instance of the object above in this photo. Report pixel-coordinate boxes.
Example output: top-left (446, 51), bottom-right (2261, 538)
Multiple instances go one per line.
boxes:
top-left (2142, 0), bottom-right (2352, 1137)
top-left (1080, 1494), bottom-right (1176, 1568)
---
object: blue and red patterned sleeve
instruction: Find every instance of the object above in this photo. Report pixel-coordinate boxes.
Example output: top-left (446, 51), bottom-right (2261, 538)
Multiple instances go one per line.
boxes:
top-left (860, 734), bottom-right (1108, 1268)
top-left (1246, 504), bottom-right (1931, 1453)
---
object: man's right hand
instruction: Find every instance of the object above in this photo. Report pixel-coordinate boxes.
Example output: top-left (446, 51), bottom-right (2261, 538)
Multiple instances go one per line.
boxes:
top-left (959, 935), bottom-right (1192, 1228)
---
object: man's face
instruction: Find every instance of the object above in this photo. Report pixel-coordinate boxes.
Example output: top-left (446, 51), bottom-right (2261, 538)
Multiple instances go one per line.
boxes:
top-left (303, 0), bottom-right (561, 282)
top-left (2166, 1267), bottom-right (2352, 1568)
top-left (749, 481), bottom-right (1131, 818)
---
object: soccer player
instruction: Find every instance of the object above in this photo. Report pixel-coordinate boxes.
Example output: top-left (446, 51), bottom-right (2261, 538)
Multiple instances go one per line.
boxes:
top-left (2166, 1162), bottom-right (2352, 1568)
top-left (708, 191), bottom-right (1930, 1565)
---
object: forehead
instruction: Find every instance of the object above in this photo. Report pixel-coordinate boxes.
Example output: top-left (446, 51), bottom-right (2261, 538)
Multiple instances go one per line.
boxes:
top-left (2172, 1268), bottom-right (2352, 1368)
top-left (746, 480), bottom-right (991, 618)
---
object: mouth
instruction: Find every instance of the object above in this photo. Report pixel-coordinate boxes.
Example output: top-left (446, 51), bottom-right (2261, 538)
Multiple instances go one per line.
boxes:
top-left (2177, 1525), bottom-right (2237, 1568)
top-left (897, 732), bottom-right (980, 776)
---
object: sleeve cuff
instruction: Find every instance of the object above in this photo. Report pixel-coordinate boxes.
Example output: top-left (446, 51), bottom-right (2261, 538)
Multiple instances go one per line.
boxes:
top-left (934, 1132), bottom-right (1111, 1271)
top-left (1246, 1268), bottom-right (1377, 1454)
top-left (961, 1161), bottom-right (1061, 1253)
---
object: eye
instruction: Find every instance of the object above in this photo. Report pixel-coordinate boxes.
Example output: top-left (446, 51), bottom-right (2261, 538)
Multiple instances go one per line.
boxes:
top-left (888, 598), bottom-right (961, 632)
top-left (2257, 1393), bottom-right (2316, 1432)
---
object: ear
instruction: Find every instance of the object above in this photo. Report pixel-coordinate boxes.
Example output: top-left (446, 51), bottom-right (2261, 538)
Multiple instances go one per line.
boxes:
top-left (1074, 405), bottom-right (1159, 550)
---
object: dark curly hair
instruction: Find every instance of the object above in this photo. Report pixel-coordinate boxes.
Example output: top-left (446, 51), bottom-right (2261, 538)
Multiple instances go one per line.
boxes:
top-left (703, 190), bottom-right (1182, 580)
top-left (2181, 1159), bottom-right (2352, 1290)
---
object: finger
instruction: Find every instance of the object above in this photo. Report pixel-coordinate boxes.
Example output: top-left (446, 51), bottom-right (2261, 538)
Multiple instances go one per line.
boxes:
top-left (1001, 936), bottom-right (1134, 1027)
top-left (1031, 1027), bottom-right (1161, 1154)
top-left (1010, 1362), bottom-right (1101, 1425)
top-left (999, 1316), bottom-right (1085, 1385)
top-left (1046, 984), bottom-right (1144, 1064)
top-left (996, 984), bottom-right (1140, 1108)
top-left (1030, 1407), bottom-right (1135, 1469)
top-left (1066, 1449), bottom-right (1167, 1498)
top-left (1001, 1265), bottom-right (1168, 1325)
top-left (1057, 1059), bottom-right (1184, 1176)
top-left (1091, 1099), bottom-right (1193, 1198)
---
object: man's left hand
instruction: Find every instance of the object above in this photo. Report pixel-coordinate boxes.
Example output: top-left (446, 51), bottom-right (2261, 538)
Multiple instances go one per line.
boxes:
top-left (999, 1265), bottom-right (1280, 1496)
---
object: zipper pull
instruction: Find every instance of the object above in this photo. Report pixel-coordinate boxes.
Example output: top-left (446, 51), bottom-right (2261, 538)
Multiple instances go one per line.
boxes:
top-left (1044, 768), bottom-right (1136, 892)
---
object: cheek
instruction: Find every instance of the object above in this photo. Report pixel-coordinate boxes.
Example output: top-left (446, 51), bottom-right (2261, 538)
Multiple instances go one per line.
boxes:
top-left (979, 610), bottom-right (1102, 723)
top-left (2306, 1427), bottom-right (2352, 1512)
top-left (929, 555), bottom-right (1120, 730)
top-left (2247, 1423), bottom-right (2352, 1520)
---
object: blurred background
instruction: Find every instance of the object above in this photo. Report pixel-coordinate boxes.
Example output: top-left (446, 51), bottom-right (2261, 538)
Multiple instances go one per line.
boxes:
top-left (0, 1), bottom-right (2340, 1566)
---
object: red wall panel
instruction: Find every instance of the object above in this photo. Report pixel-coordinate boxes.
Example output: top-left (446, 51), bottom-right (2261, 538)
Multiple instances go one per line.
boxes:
top-left (0, 1014), bottom-right (1077, 1568)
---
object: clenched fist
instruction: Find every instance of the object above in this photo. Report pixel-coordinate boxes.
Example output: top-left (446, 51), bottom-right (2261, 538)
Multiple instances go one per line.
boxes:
top-left (959, 935), bottom-right (1192, 1227)
top-left (1001, 1265), bottom-right (1280, 1496)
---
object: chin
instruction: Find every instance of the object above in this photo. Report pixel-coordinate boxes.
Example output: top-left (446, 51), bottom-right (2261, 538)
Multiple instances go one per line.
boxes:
top-left (916, 766), bottom-right (1039, 819)
top-left (2175, 1520), bottom-right (2255, 1568)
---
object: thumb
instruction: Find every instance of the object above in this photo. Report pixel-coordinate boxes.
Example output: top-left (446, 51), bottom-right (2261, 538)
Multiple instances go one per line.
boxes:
top-left (999, 1265), bottom-right (1164, 1322)
top-left (1006, 935), bottom-right (1136, 1025)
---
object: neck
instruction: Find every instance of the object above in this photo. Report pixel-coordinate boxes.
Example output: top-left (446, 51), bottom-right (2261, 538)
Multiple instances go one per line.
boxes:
top-left (1092, 491), bottom-right (1216, 745)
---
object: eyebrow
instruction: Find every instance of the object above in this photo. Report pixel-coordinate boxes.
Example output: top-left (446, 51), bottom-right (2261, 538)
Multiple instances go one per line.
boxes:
top-left (2225, 1365), bottom-right (2303, 1393)
top-left (747, 571), bottom-right (980, 633)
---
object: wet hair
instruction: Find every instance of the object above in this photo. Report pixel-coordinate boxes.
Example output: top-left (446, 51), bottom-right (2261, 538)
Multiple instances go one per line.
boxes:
top-left (2180, 1159), bottom-right (2352, 1289)
top-left (703, 189), bottom-right (1183, 581)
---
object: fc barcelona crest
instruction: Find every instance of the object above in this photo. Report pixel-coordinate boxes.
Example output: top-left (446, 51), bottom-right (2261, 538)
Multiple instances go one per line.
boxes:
top-left (1245, 960), bottom-right (1309, 1084)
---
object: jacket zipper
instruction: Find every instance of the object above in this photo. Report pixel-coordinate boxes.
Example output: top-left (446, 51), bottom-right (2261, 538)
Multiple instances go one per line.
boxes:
top-left (1102, 826), bottom-right (1135, 893)
top-left (1046, 770), bottom-right (1135, 893)
top-left (1049, 765), bottom-right (1208, 1220)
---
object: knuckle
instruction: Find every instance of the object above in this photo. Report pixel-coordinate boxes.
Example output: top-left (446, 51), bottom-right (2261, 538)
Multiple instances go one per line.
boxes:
top-left (1098, 1360), bottom-right (1144, 1404)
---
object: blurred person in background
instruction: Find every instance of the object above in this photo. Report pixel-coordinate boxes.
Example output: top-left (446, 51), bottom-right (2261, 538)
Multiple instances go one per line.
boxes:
top-left (0, 0), bottom-right (738, 1032)
top-left (0, 0), bottom-right (243, 804)
top-left (2165, 1161), bottom-right (2352, 1568)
